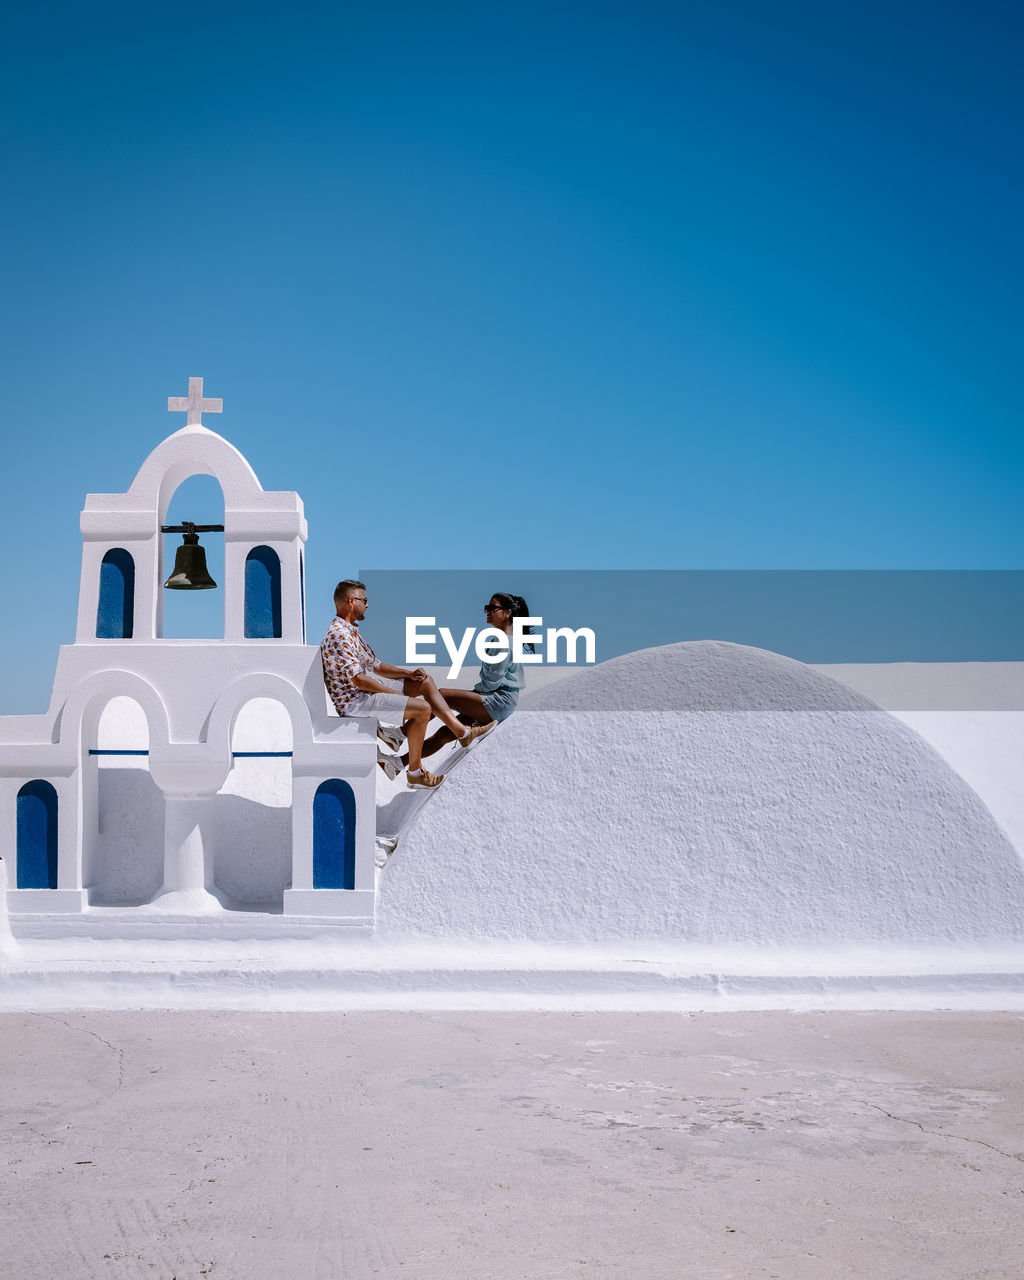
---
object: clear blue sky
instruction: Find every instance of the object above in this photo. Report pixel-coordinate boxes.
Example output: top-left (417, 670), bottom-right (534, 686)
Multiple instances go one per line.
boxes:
top-left (1, 1), bottom-right (1021, 711)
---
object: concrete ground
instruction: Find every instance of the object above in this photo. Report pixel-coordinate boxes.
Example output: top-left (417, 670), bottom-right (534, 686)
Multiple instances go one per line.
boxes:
top-left (2, 1013), bottom-right (1022, 1280)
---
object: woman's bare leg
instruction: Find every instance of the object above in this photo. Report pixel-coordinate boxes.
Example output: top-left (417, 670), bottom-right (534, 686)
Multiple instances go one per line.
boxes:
top-left (404, 690), bottom-right (494, 763)
top-left (402, 675), bottom-right (474, 739)
top-left (396, 677), bottom-right (477, 773)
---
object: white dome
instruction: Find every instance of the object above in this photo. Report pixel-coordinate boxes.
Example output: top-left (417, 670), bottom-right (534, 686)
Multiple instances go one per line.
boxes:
top-left (377, 642), bottom-right (1024, 943)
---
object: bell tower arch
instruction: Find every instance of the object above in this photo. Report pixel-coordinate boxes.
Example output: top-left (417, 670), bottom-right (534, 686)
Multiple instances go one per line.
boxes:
top-left (75, 401), bottom-right (308, 645)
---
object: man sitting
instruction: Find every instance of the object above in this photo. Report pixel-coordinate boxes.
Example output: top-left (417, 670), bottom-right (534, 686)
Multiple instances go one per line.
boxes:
top-left (321, 580), bottom-right (492, 788)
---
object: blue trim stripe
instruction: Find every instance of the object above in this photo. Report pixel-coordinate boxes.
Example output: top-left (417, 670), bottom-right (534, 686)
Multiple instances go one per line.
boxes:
top-left (88, 749), bottom-right (293, 757)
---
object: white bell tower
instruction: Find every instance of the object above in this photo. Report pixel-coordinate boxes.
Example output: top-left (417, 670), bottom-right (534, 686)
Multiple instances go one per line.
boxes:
top-left (0, 380), bottom-right (377, 928)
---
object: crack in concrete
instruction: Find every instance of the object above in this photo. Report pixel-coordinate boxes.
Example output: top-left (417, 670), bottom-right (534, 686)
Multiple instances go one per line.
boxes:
top-left (23, 1124), bottom-right (61, 1145)
top-left (35, 1014), bottom-right (126, 1089)
top-left (861, 1101), bottom-right (1024, 1164)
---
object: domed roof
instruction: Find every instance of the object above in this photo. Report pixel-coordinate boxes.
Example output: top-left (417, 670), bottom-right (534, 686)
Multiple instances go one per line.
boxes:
top-left (377, 642), bottom-right (1024, 943)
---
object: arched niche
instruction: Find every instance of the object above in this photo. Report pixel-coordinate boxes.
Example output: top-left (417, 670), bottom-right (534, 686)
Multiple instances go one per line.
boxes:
top-left (60, 671), bottom-right (171, 756)
top-left (214, 697), bottom-right (294, 907)
top-left (16, 780), bottom-right (58, 889)
top-left (244, 546), bottom-right (282, 639)
top-left (160, 473), bottom-right (225, 639)
top-left (313, 780), bottom-right (357, 890)
top-left (96, 548), bottom-right (135, 638)
top-left (95, 694), bottom-right (151, 758)
top-left (206, 674), bottom-right (314, 760)
top-left (227, 696), bottom-right (294, 799)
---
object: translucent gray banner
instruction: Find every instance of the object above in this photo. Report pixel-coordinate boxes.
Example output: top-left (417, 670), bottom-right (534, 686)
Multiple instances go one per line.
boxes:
top-left (351, 570), bottom-right (1024, 710)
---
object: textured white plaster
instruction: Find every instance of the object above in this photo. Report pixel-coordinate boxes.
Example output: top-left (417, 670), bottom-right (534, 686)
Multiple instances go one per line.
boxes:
top-left (889, 710), bottom-right (1024, 858)
top-left (378, 642), bottom-right (1024, 945)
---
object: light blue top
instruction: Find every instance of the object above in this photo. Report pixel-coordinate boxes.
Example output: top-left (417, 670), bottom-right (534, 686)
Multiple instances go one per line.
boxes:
top-left (474, 646), bottom-right (524, 695)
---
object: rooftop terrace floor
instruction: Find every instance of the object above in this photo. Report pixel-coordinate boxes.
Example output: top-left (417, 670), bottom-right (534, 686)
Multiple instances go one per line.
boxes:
top-left (3, 1010), bottom-right (1022, 1278)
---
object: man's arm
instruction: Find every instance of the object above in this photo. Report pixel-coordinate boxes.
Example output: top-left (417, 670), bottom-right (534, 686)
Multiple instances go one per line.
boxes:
top-left (348, 663), bottom-right (427, 694)
top-left (351, 667), bottom-right (409, 695)
top-left (324, 628), bottom-right (418, 701)
top-left (372, 660), bottom-right (427, 683)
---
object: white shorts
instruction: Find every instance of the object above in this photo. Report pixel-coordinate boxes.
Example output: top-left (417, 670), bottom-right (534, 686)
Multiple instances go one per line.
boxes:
top-left (344, 677), bottom-right (409, 725)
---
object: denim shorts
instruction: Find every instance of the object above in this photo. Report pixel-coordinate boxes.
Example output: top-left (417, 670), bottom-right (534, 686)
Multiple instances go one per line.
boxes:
top-left (480, 687), bottom-right (518, 723)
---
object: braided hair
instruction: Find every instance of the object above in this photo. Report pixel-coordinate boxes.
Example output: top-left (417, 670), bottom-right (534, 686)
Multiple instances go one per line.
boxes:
top-left (492, 592), bottom-right (536, 652)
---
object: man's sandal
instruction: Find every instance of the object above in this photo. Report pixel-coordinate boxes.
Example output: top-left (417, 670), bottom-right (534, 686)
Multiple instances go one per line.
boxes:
top-left (407, 769), bottom-right (445, 789)
top-left (377, 724), bottom-right (405, 753)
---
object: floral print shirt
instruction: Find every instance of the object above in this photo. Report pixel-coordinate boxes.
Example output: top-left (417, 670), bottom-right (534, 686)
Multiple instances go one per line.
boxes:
top-left (321, 616), bottom-right (378, 714)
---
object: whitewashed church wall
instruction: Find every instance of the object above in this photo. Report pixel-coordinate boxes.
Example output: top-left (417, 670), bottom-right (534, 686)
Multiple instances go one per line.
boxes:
top-left (89, 697), bottom-right (298, 908)
top-left (91, 770), bottom-right (165, 905)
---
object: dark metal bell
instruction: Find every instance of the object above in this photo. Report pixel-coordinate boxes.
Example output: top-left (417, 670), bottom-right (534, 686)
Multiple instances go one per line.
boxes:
top-left (164, 531), bottom-right (217, 590)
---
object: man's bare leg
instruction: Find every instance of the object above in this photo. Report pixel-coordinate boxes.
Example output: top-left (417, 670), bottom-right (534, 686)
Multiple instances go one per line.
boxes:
top-left (399, 681), bottom-right (478, 773)
top-left (400, 675), bottom-right (478, 741)
top-left (401, 699), bottom-right (431, 772)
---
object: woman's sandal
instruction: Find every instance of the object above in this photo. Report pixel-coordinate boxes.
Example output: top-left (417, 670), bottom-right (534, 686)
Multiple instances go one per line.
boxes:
top-left (457, 721), bottom-right (496, 750)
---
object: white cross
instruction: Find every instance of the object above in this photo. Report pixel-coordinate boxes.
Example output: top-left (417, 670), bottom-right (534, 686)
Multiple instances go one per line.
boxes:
top-left (167, 376), bottom-right (223, 426)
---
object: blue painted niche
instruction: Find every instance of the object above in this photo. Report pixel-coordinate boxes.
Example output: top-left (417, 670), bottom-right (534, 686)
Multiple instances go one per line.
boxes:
top-left (96, 548), bottom-right (135, 638)
top-left (244, 545), bottom-right (282, 639)
top-left (17, 780), bottom-right (58, 889)
top-left (313, 779), bottom-right (356, 889)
